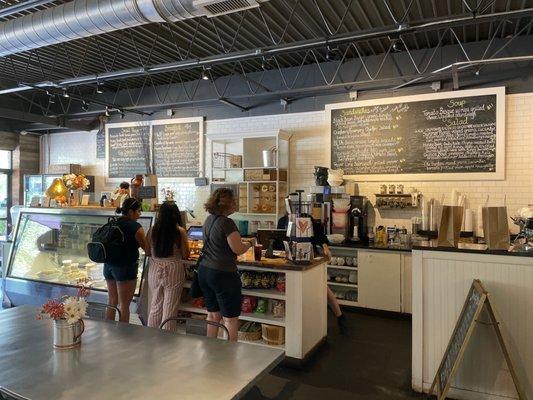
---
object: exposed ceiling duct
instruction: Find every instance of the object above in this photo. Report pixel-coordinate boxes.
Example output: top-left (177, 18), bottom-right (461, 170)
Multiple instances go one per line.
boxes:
top-left (0, 0), bottom-right (266, 57)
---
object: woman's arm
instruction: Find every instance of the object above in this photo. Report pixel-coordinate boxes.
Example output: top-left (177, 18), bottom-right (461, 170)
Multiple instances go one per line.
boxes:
top-left (178, 227), bottom-right (190, 259)
top-left (135, 227), bottom-right (151, 256)
top-left (227, 231), bottom-right (253, 255)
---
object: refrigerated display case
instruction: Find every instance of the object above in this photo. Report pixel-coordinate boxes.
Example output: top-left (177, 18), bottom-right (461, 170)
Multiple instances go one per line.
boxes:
top-left (1, 208), bottom-right (155, 308)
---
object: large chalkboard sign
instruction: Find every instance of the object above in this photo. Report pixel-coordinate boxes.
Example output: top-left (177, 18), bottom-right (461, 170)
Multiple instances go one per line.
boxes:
top-left (107, 124), bottom-right (150, 178)
top-left (327, 87), bottom-right (505, 181)
top-left (152, 119), bottom-right (202, 177)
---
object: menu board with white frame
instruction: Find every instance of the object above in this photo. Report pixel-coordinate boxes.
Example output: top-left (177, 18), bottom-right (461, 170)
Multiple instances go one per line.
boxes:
top-left (105, 117), bottom-right (204, 181)
top-left (326, 87), bottom-right (505, 181)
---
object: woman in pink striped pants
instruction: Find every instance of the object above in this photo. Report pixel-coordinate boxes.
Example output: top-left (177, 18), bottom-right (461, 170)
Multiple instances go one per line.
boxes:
top-left (147, 202), bottom-right (190, 331)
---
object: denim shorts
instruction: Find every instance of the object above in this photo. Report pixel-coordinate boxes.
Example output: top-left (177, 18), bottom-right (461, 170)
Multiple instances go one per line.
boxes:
top-left (103, 263), bottom-right (138, 282)
top-left (198, 266), bottom-right (241, 318)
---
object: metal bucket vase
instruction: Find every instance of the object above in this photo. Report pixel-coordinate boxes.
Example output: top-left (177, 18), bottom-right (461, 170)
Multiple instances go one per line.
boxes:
top-left (53, 319), bottom-right (84, 349)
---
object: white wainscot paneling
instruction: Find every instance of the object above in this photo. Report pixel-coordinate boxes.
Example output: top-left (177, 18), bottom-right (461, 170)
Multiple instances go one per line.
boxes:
top-left (412, 250), bottom-right (533, 400)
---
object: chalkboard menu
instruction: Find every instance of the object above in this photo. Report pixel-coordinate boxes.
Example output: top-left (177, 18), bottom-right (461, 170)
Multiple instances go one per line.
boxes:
top-left (152, 121), bottom-right (201, 177)
top-left (328, 88), bottom-right (505, 180)
top-left (96, 128), bottom-right (105, 159)
top-left (438, 282), bottom-right (484, 394)
top-left (107, 125), bottom-right (150, 178)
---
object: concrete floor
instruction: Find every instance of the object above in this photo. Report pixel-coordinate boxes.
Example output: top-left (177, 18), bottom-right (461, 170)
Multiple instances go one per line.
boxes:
top-left (244, 310), bottom-right (425, 400)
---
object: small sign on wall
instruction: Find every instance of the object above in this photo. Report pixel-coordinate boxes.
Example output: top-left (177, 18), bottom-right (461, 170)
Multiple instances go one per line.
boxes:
top-left (138, 186), bottom-right (157, 199)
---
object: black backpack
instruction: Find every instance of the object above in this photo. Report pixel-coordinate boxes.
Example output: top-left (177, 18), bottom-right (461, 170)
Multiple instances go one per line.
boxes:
top-left (87, 217), bottom-right (125, 263)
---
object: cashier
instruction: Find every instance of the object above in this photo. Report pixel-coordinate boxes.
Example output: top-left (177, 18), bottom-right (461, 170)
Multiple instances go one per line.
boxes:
top-left (277, 213), bottom-right (348, 334)
top-left (112, 181), bottom-right (130, 208)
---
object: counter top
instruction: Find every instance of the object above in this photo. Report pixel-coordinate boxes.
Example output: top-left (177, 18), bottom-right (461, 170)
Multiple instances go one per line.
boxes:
top-left (413, 241), bottom-right (533, 257)
top-left (329, 242), bottom-right (412, 252)
top-left (184, 257), bottom-right (327, 271)
top-left (329, 241), bottom-right (533, 257)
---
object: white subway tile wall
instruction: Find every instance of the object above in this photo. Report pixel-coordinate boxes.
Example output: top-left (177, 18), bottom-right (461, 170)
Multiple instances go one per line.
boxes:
top-left (45, 94), bottom-right (533, 233)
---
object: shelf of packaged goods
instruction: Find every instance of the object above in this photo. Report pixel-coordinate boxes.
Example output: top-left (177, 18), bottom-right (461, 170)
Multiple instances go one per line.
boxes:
top-left (178, 303), bottom-right (286, 327)
top-left (238, 339), bottom-right (285, 350)
top-left (337, 299), bottom-right (359, 306)
top-left (212, 168), bottom-right (243, 171)
top-left (326, 265), bottom-right (358, 271)
top-left (183, 281), bottom-right (285, 300)
top-left (327, 282), bottom-right (358, 288)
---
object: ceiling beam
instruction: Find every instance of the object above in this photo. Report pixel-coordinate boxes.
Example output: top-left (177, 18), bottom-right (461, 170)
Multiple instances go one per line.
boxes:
top-left (1, 7), bottom-right (532, 97)
top-left (0, 106), bottom-right (93, 131)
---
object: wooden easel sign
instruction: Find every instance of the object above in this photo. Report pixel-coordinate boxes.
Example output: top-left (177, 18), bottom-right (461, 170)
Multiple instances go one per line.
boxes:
top-left (428, 279), bottom-right (527, 400)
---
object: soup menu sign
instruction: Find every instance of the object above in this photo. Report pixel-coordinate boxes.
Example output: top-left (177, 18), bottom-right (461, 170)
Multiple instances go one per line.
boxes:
top-left (327, 87), bottom-right (505, 181)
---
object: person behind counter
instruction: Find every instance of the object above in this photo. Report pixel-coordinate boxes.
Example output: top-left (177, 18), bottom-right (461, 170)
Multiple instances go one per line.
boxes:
top-left (198, 188), bottom-right (254, 341)
top-left (105, 198), bottom-right (150, 322)
top-left (277, 213), bottom-right (348, 334)
top-left (112, 181), bottom-right (130, 208)
top-left (147, 202), bottom-right (190, 331)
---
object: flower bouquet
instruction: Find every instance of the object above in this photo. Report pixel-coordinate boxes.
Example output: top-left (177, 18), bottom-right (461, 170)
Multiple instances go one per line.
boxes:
top-left (38, 284), bottom-right (90, 349)
top-left (63, 174), bottom-right (90, 206)
top-left (63, 173), bottom-right (90, 191)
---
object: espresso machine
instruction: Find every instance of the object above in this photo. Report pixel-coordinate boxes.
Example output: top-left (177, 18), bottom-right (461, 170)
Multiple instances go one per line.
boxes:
top-left (348, 195), bottom-right (369, 243)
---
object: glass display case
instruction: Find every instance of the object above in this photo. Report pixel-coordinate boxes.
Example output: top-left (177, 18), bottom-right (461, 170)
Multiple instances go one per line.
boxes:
top-left (2, 208), bottom-right (155, 307)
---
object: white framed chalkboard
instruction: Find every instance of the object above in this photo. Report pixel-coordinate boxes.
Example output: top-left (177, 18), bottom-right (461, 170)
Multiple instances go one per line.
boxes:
top-left (151, 117), bottom-right (204, 178)
top-left (326, 87), bottom-right (505, 181)
top-left (105, 122), bottom-right (151, 179)
top-left (105, 117), bottom-right (204, 181)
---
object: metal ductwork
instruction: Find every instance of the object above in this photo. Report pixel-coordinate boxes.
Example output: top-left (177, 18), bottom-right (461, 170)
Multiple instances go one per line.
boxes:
top-left (0, 0), bottom-right (263, 57)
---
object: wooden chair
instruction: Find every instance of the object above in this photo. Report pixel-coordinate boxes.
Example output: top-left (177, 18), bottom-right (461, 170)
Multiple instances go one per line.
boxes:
top-left (85, 301), bottom-right (122, 321)
top-left (0, 386), bottom-right (30, 400)
top-left (159, 317), bottom-right (230, 340)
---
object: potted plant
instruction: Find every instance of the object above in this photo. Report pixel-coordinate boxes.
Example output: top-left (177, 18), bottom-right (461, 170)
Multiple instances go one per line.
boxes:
top-left (37, 284), bottom-right (90, 349)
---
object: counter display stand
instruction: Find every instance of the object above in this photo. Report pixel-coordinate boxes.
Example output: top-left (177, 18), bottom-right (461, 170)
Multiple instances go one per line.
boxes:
top-left (180, 257), bottom-right (327, 363)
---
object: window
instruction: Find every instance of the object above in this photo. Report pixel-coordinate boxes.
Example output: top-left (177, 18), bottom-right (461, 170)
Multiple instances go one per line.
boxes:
top-left (0, 150), bottom-right (12, 239)
top-left (0, 150), bottom-right (11, 169)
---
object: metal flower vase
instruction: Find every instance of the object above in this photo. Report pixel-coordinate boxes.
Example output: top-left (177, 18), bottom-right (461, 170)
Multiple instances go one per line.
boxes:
top-left (53, 319), bottom-right (85, 349)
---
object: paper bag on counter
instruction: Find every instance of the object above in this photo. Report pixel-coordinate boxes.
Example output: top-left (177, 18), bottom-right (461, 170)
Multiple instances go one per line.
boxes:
top-left (437, 206), bottom-right (464, 247)
top-left (482, 207), bottom-right (510, 250)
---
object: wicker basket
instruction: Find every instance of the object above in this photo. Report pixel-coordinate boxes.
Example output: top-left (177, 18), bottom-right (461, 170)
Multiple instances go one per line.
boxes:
top-left (261, 324), bottom-right (285, 345)
top-left (238, 329), bottom-right (262, 342)
top-left (238, 322), bottom-right (262, 341)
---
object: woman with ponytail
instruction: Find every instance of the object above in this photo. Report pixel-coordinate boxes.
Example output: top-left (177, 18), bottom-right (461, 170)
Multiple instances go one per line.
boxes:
top-left (104, 198), bottom-right (149, 322)
top-left (146, 202), bottom-right (190, 330)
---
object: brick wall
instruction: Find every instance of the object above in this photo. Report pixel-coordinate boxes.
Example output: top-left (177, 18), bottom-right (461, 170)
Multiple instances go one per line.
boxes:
top-left (44, 93), bottom-right (533, 233)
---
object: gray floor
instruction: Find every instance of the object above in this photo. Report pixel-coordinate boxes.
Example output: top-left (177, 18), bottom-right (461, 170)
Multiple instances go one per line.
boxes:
top-left (245, 310), bottom-right (425, 400)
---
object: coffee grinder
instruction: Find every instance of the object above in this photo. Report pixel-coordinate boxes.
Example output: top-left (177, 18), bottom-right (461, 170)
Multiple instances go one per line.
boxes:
top-left (348, 195), bottom-right (369, 243)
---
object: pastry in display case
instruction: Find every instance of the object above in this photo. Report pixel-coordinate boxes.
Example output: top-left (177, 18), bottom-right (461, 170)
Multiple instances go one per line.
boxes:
top-left (3, 208), bottom-right (155, 307)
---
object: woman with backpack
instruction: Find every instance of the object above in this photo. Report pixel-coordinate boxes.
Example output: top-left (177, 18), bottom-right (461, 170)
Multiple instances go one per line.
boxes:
top-left (147, 202), bottom-right (190, 331)
top-left (104, 198), bottom-right (149, 322)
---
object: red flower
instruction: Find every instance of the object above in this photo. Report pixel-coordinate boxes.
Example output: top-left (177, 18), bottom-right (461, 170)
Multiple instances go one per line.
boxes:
top-left (76, 279), bottom-right (91, 298)
top-left (40, 299), bottom-right (65, 320)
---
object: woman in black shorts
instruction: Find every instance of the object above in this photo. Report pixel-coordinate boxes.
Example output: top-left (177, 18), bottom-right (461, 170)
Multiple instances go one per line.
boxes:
top-left (104, 198), bottom-right (149, 322)
top-left (198, 188), bottom-right (253, 341)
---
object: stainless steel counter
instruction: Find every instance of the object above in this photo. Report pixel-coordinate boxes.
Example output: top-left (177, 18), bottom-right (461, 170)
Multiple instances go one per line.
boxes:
top-left (0, 306), bottom-right (284, 400)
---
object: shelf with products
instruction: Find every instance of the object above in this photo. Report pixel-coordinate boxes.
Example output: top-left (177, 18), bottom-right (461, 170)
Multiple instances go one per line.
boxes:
top-left (328, 282), bottom-right (358, 288)
top-left (338, 299), bottom-right (359, 306)
top-left (178, 302), bottom-right (286, 327)
top-left (326, 265), bottom-right (358, 271)
top-left (183, 281), bottom-right (286, 300)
